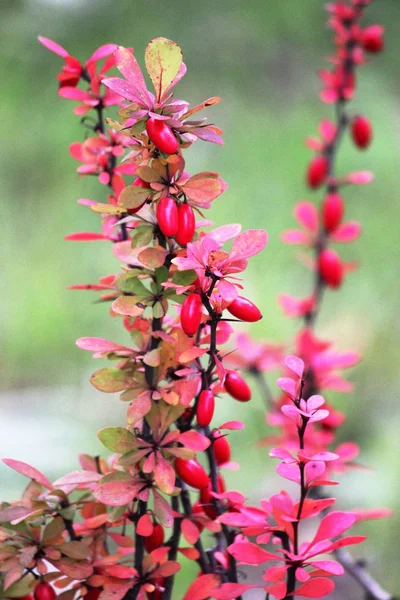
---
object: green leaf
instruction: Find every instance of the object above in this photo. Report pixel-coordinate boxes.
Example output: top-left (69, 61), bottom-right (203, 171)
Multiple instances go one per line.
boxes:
top-left (98, 427), bottom-right (136, 453)
top-left (131, 226), bottom-right (154, 249)
top-left (108, 505), bottom-right (127, 522)
top-left (42, 516), bottom-right (65, 544)
top-left (58, 506), bottom-right (75, 521)
top-left (59, 541), bottom-right (91, 560)
top-left (118, 186), bottom-right (149, 209)
top-left (155, 266), bottom-right (169, 287)
top-left (90, 368), bottom-right (133, 393)
top-left (152, 301), bottom-right (165, 319)
top-left (144, 37), bottom-right (183, 102)
top-left (116, 272), bottom-right (150, 295)
top-left (135, 166), bottom-right (161, 183)
top-left (129, 118), bottom-right (147, 135)
top-left (172, 269), bottom-right (197, 286)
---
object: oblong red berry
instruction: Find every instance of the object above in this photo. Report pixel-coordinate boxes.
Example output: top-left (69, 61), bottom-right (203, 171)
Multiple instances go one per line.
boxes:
top-left (144, 523), bottom-right (164, 553)
top-left (146, 117), bottom-right (179, 155)
top-left (176, 204), bottom-right (195, 246)
top-left (34, 583), bottom-right (56, 600)
top-left (175, 458), bottom-right (209, 489)
top-left (322, 193), bottom-right (344, 233)
top-left (181, 293), bottom-right (203, 337)
top-left (361, 25), bottom-right (384, 53)
top-left (318, 248), bottom-right (343, 288)
top-left (307, 155), bottom-right (329, 189)
top-left (227, 296), bottom-right (262, 322)
top-left (213, 433), bottom-right (231, 465)
top-left (85, 589), bottom-right (102, 600)
top-left (351, 116), bottom-right (372, 150)
top-left (196, 390), bottom-right (215, 427)
top-left (224, 371), bottom-right (251, 402)
top-left (157, 197), bottom-right (178, 237)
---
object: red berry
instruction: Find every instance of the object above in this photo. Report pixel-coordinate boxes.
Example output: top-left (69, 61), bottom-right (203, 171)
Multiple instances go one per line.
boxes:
top-left (322, 193), bottom-right (344, 233)
top-left (146, 118), bottom-right (179, 155)
top-left (34, 583), bottom-right (56, 600)
top-left (126, 176), bottom-right (150, 215)
top-left (157, 197), bottom-right (178, 237)
top-left (180, 294), bottom-right (203, 337)
top-left (196, 390), bottom-right (215, 427)
top-left (227, 296), bottom-right (262, 322)
top-left (175, 458), bottom-right (209, 489)
top-left (307, 155), bottom-right (329, 189)
top-left (318, 248), bottom-right (343, 288)
top-left (85, 590), bottom-right (101, 600)
top-left (224, 371), bottom-right (252, 402)
top-left (144, 523), bottom-right (165, 553)
top-left (361, 25), bottom-right (384, 53)
top-left (351, 115), bottom-right (372, 150)
top-left (176, 204), bottom-right (195, 246)
top-left (213, 433), bottom-right (231, 465)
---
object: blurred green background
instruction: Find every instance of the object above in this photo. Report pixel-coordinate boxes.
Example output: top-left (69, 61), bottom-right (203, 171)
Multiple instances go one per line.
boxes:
top-left (1, 0), bottom-right (399, 597)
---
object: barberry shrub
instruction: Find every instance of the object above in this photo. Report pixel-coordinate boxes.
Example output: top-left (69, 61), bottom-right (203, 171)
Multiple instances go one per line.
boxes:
top-left (0, 2), bottom-right (395, 600)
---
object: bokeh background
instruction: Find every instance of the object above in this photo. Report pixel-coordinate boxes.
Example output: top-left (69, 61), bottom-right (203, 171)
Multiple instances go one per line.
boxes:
top-left (1, 0), bottom-right (400, 598)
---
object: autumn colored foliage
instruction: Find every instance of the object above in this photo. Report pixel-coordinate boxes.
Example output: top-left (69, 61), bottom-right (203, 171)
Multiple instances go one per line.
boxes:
top-left (0, 2), bottom-right (394, 600)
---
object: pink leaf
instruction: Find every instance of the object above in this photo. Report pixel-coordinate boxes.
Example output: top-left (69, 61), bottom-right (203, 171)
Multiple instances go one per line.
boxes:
top-left (276, 462), bottom-right (300, 483)
top-left (311, 511), bottom-right (356, 547)
top-left (2, 459), bottom-right (53, 489)
top-left (93, 481), bottom-right (137, 506)
top-left (229, 230), bottom-right (268, 261)
top-left (309, 560), bottom-right (344, 575)
top-left (154, 458), bottom-right (176, 495)
top-left (346, 170), bottom-right (374, 185)
top-left (87, 44), bottom-right (118, 64)
top-left (178, 430), bottom-right (210, 451)
top-left (227, 542), bottom-right (278, 565)
top-left (53, 470), bottom-right (102, 487)
top-left (59, 87), bottom-right (98, 104)
top-left (114, 46), bottom-right (153, 106)
top-left (127, 393), bottom-right (152, 426)
top-left (330, 221), bottom-right (361, 243)
top-left (285, 355), bottom-right (305, 378)
top-left (219, 421), bottom-right (245, 430)
top-left (76, 337), bottom-right (133, 353)
top-left (276, 377), bottom-right (297, 399)
top-left (38, 36), bottom-right (69, 58)
top-left (281, 230), bottom-right (310, 245)
top-left (181, 518), bottom-right (200, 544)
top-left (295, 202), bottom-right (318, 231)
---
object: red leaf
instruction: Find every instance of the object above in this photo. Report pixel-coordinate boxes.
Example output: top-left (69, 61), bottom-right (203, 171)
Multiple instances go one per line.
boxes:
top-left (212, 583), bottom-right (260, 599)
top-left (293, 577), bottom-right (335, 598)
top-left (182, 574), bottom-right (221, 600)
